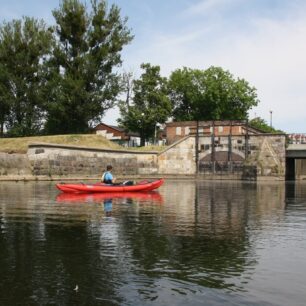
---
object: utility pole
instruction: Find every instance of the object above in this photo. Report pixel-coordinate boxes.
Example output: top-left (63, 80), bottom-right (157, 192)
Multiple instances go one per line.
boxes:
top-left (270, 110), bottom-right (273, 128)
top-left (195, 120), bottom-right (199, 174)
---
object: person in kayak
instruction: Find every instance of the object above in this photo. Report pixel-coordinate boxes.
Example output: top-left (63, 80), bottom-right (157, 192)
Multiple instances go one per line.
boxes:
top-left (101, 165), bottom-right (116, 184)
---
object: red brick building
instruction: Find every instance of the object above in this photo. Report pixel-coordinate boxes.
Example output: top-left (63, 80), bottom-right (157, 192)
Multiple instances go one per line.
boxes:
top-left (166, 120), bottom-right (264, 145)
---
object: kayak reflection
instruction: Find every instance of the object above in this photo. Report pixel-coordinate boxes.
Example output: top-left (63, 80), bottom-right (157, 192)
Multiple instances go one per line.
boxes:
top-left (56, 191), bottom-right (164, 204)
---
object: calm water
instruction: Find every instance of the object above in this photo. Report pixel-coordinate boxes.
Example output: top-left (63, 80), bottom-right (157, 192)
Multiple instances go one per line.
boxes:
top-left (0, 180), bottom-right (306, 306)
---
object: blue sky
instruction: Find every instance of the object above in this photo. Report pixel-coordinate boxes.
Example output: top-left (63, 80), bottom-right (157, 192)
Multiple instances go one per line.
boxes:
top-left (1, 0), bottom-right (306, 132)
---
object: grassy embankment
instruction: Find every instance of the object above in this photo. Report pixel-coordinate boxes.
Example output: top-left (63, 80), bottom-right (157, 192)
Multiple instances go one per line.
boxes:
top-left (0, 134), bottom-right (166, 154)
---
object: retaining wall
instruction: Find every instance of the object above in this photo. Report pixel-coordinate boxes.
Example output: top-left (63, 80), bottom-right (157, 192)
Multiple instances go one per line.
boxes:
top-left (0, 152), bottom-right (33, 179)
top-left (27, 143), bottom-right (159, 179)
top-left (0, 134), bottom-right (287, 181)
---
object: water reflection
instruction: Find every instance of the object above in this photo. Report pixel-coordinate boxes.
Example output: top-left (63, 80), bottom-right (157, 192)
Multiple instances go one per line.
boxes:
top-left (56, 191), bottom-right (164, 204)
top-left (104, 198), bottom-right (113, 217)
top-left (0, 180), bottom-right (305, 306)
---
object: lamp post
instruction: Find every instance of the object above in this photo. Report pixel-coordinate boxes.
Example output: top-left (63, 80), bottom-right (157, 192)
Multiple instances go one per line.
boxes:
top-left (270, 110), bottom-right (273, 128)
top-left (140, 112), bottom-right (145, 146)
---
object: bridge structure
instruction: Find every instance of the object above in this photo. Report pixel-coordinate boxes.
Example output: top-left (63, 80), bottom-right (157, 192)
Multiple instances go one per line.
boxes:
top-left (286, 144), bottom-right (306, 180)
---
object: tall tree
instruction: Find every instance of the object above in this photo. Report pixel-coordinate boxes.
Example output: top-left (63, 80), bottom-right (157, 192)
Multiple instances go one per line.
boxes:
top-left (44, 0), bottom-right (133, 134)
top-left (118, 63), bottom-right (172, 146)
top-left (168, 66), bottom-right (259, 121)
top-left (0, 17), bottom-right (52, 136)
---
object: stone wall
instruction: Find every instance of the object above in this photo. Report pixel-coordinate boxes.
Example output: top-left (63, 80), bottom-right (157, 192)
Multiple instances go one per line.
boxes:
top-left (296, 160), bottom-right (306, 180)
top-left (158, 137), bottom-right (196, 175)
top-left (0, 134), bottom-right (287, 181)
top-left (27, 143), bottom-right (159, 179)
top-left (0, 152), bottom-right (33, 178)
top-left (246, 134), bottom-right (286, 178)
top-left (196, 133), bottom-right (286, 180)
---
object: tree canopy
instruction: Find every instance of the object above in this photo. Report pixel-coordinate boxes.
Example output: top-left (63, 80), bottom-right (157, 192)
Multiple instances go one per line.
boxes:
top-left (168, 66), bottom-right (259, 121)
top-left (118, 63), bottom-right (172, 146)
top-left (44, 0), bottom-right (133, 134)
top-left (249, 117), bottom-right (284, 133)
top-left (0, 0), bottom-right (132, 136)
top-left (0, 1), bottom-right (273, 139)
top-left (0, 17), bottom-right (52, 136)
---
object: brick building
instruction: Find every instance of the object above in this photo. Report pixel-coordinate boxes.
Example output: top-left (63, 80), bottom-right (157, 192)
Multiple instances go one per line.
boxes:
top-left (165, 120), bottom-right (263, 145)
top-left (287, 133), bottom-right (306, 144)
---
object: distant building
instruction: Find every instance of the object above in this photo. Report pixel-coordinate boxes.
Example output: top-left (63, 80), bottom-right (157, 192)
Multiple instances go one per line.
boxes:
top-left (287, 133), bottom-right (306, 144)
top-left (165, 120), bottom-right (265, 145)
top-left (93, 123), bottom-right (140, 147)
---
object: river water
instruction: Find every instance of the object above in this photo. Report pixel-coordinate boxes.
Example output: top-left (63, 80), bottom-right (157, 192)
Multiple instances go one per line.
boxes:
top-left (0, 179), bottom-right (305, 306)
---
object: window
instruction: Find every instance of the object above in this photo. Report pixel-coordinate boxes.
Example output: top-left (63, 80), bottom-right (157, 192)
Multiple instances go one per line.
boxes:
top-left (185, 127), bottom-right (190, 135)
top-left (218, 126), bottom-right (223, 133)
top-left (176, 127), bottom-right (181, 135)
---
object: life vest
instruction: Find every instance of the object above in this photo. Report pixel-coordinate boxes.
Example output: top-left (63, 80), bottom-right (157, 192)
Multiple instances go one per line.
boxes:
top-left (101, 171), bottom-right (112, 184)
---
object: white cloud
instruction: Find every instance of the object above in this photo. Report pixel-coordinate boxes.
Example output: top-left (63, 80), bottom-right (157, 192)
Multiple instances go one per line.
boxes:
top-left (2, 0), bottom-right (305, 132)
top-left (123, 4), bottom-right (306, 132)
top-left (183, 0), bottom-right (241, 17)
top-left (210, 16), bottom-right (306, 131)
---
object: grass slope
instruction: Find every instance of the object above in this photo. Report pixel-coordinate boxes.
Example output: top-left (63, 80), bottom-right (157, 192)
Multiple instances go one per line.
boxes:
top-left (0, 134), bottom-right (122, 153)
top-left (0, 134), bottom-right (166, 153)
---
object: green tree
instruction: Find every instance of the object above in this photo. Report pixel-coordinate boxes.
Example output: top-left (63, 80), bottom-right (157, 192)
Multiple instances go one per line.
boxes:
top-left (119, 63), bottom-right (172, 146)
top-left (0, 17), bottom-right (52, 136)
top-left (168, 66), bottom-right (259, 121)
top-left (249, 117), bottom-right (283, 133)
top-left (44, 0), bottom-right (133, 134)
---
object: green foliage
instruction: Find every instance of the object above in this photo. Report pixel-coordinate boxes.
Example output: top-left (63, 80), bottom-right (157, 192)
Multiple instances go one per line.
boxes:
top-left (0, 17), bottom-right (53, 136)
top-left (44, 0), bottom-right (133, 134)
top-left (118, 63), bottom-right (172, 146)
top-left (168, 66), bottom-right (259, 121)
top-left (249, 117), bottom-right (283, 133)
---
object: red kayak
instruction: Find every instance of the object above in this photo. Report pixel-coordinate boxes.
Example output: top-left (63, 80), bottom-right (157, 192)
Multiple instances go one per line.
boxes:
top-left (56, 178), bottom-right (164, 193)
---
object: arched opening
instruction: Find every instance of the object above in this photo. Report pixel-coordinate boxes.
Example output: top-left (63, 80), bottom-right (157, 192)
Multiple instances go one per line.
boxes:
top-left (199, 151), bottom-right (244, 174)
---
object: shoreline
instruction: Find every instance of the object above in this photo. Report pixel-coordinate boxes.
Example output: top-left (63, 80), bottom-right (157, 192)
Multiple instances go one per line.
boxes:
top-left (0, 174), bottom-right (286, 182)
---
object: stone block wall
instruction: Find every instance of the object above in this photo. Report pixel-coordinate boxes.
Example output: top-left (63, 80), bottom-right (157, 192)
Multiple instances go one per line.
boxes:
top-left (246, 134), bottom-right (286, 178)
top-left (158, 137), bottom-right (196, 175)
top-left (295, 160), bottom-right (306, 180)
top-left (27, 143), bottom-right (159, 179)
top-left (0, 152), bottom-right (33, 178)
top-left (0, 134), bottom-right (287, 181)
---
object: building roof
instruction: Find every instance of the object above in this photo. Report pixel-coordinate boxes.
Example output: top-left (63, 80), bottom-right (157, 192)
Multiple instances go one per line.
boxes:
top-left (94, 123), bottom-right (140, 137)
top-left (166, 120), bottom-right (249, 127)
top-left (166, 120), bottom-right (268, 134)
